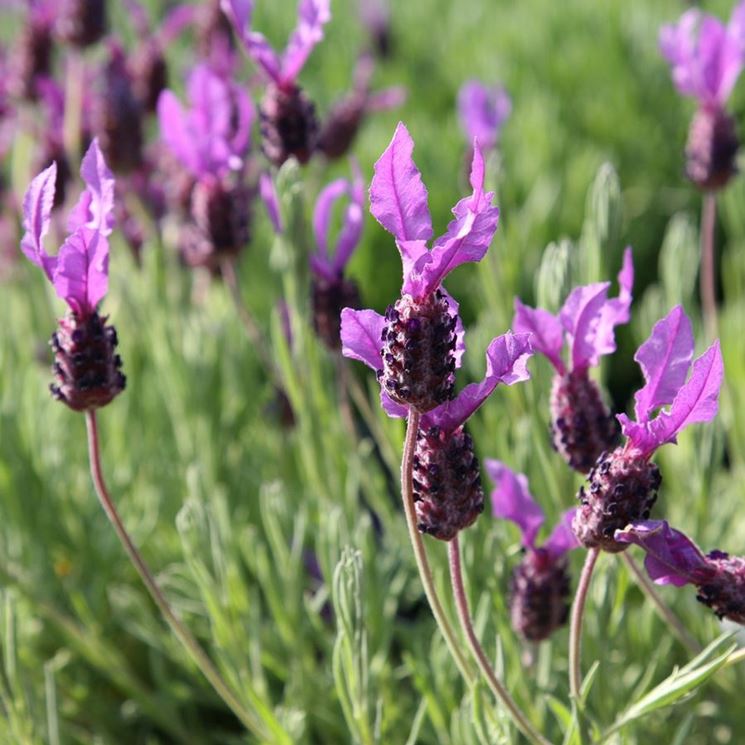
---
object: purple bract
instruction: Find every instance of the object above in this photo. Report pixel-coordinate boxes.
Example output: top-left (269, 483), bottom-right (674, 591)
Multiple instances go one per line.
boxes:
top-left (457, 80), bottom-right (511, 152)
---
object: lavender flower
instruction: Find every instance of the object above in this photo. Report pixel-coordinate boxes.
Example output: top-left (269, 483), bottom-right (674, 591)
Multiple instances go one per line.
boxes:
top-left (222, 0), bottom-right (330, 165)
top-left (616, 521), bottom-right (745, 625)
top-left (158, 63), bottom-right (254, 270)
top-left (7, 0), bottom-right (56, 101)
top-left (56, 0), bottom-right (107, 48)
top-left (20, 139), bottom-right (125, 411)
top-left (487, 460), bottom-right (579, 641)
top-left (310, 165), bottom-right (364, 349)
top-left (573, 306), bottom-right (723, 552)
top-left (317, 54), bottom-right (406, 160)
top-left (660, 2), bottom-right (745, 190)
top-left (514, 250), bottom-right (634, 473)
top-left (457, 80), bottom-right (511, 154)
top-left (341, 124), bottom-right (532, 539)
top-left (358, 0), bottom-right (392, 58)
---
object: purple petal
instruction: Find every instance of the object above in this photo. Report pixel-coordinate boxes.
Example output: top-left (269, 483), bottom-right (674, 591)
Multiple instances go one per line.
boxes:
top-left (281, 0), bottom-right (331, 84)
top-left (457, 80), bottom-right (511, 150)
top-left (74, 138), bottom-right (115, 237)
top-left (313, 179), bottom-right (348, 259)
top-left (221, 0), bottom-right (282, 82)
top-left (365, 85), bottom-right (407, 112)
top-left (380, 390), bottom-right (407, 418)
top-left (20, 162), bottom-right (57, 281)
top-left (592, 247), bottom-right (634, 361)
top-left (340, 307), bottom-right (385, 371)
top-left (259, 172), bottom-right (283, 235)
top-left (422, 332), bottom-right (533, 433)
top-left (559, 282), bottom-right (611, 370)
top-left (369, 122), bottom-right (433, 244)
top-left (543, 509), bottom-right (580, 560)
top-left (614, 520), bottom-right (712, 587)
top-left (157, 90), bottom-right (201, 175)
top-left (633, 305), bottom-right (694, 423)
top-left (410, 142), bottom-right (499, 297)
top-left (485, 459), bottom-right (544, 549)
top-left (52, 228), bottom-right (108, 314)
top-left (332, 169), bottom-right (365, 275)
top-left (440, 288), bottom-right (466, 368)
top-left (512, 299), bottom-right (565, 374)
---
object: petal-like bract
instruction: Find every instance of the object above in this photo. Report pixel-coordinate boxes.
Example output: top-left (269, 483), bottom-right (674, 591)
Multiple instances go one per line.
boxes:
top-left (20, 162), bottom-right (57, 280)
top-left (457, 80), bottom-right (511, 151)
top-left (513, 299), bottom-right (565, 373)
top-left (340, 307), bottom-right (385, 371)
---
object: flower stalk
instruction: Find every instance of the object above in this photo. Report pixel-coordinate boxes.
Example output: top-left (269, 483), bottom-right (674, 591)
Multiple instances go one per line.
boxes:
top-left (569, 547), bottom-right (600, 700)
top-left (700, 192), bottom-right (718, 338)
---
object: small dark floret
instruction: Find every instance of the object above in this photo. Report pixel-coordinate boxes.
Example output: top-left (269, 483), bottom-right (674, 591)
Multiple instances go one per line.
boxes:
top-left (259, 83), bottom-right (319, 167)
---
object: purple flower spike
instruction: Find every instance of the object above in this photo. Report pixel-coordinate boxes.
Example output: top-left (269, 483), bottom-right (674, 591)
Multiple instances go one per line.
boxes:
top-left (457, 80), bottom-right (511, 152)
top-left (487, 460), bottom-right (579, 641)
top-left (616, 520), bottom-right (745, 625)
top-left (514, 249), bottom-right (634, 473)
top-left (20, 139), bottom-right (125, 411)
top-left (660, 3), bottom-right (745, 189)
top-left (221, 0), bottom-right (330, 89)
top-left (618, 306), bottom-right (724, 458)
top-left (310, 165), bottom-right (364, 350)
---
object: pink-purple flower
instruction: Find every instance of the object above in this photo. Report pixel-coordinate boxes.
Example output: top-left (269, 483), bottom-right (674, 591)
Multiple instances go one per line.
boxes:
top-left (616, 520), bottom-right (745, 625)
top-left (488, 460), bottom-right (578, 641)
top-left (457, 80), bottom-right (511, 153)
top-left (513, 250), bottom-right (634, 472)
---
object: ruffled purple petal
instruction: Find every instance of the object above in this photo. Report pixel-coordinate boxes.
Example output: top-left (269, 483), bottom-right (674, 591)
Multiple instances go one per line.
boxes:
top-left (633, 305), bottom-right (694, 423)
top-left (259, 172), bottom-right (283, 235)
top-left (332, 180), bottom-right (364, 275)
top-left (543, 509), bottom-right (580, 561)
top-left (369, 122), bottom-right (433, 244)
top-left (281, 0), bottom-right (331, 84)
top-left (512, 299), bottom-right (565, 374)
top-left (157, 90), bottom-right (201, 175)
top-left (614, 520), bottom-right (712, 587)
top-left (592, 247), bottom-right (634, 361)
top-left (422, 332), bottom-right (533, 433)
top-left (340, 307), bottom-right (384, 371)
top-left (457, 80), bottom-right (511, 150)
top-left (73, 138), bottom-right (116, 237)
top-left (380, 390), bottom-right (408, 418)
top-left (221, 0), bottom-right (282, 82)
top-left (559, 282), bottom-right (611, 370)
top-left (440, 287), bottom-right (466, 368)
top-left (410, 142), bottom-right (499, 297)
top-left (313, 179), bottom-right (348, 259)
top-left (485, 459), bottom-right (544, 549)
top-left (622, 340), bottom-right (723, 456)
top-left (20, 162), bottom-right (57, 281)
top-left (52, 228), bottom-right (108, 314)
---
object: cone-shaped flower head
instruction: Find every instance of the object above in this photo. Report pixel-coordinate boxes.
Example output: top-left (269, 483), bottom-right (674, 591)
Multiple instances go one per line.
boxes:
top-left (457, 80), bottom-right (511, 153)
top-left (487, 461), bottom-right (578, 641)
top-left (660, 3), bottom-right (745, 190)
top-left (222, 0), bottom-right (329, 165)
top-left (514, 250), bottom-right (634, 473)
top-left (57, 0), bottom-right (107, 48)
top-left (573, 306), bottom-right (723, 552)
top-left (20, 139), bottom-right (125, 410)
top-left (310, 163), bottom-right (364, 349)
top-left (343, 122), bottom-right (501, 413)
top-left (616, 520), bottom-right (745, 625)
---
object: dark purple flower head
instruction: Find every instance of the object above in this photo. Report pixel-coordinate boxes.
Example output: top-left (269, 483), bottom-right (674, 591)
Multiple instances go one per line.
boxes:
top-left (660, 3), bottom-right (745, 110)
top-left (221, 0), bottom-right (330, 90)
top-left (21, 138), bottom-right (115, 318)
top-left (158, 63), bottom-right (254, 179)
top-left (573, 306), bottom-right (723, 552)
top-left (457, 80), bottom-right (511, 153)
top-left (514, 251), bottom-right (634, 472)
top-left (56, 0), bottom-right (106, 48)
top-left (358, 0), bottom-right (391, 58)
top-left (616, 520), bottom-right (745, 625)
top-left (487, 460), bottom-right (578, 641)
top-left (617, 305), bottom-right (724, 459)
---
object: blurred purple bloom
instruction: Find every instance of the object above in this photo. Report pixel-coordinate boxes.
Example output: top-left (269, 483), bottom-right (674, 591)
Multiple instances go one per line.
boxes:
top-left (617, 305), bottom-right (724, 458)
top-left (157, 63), bottom-right (254, 178)
top-left (457, 80), bottom-right (511, 152)
top-left (660, 2), bottom-right (745, 108)
top-left (21, 138), bottom-right (115, 317)
top-left (221, 0), bottom-right (330, 88)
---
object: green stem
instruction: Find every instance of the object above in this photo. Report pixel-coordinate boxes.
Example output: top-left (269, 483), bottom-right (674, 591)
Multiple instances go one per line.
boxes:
top-left (700, 192), bottom-right (718, 339)
top-left (400, 410), bottom-right (474, 684)
top-left (569, 548), bottom-right (600, 701)
top-left (85, 411), bottom-right (267, 739)
top-left (448, 536), bottom-right (550, 745)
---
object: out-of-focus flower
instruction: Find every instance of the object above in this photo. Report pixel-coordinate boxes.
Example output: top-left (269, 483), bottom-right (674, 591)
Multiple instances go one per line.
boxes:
top-left (310, 164), bottom-right (364, 349)
top-left (487, 460), bottom-right (578, 641)
top-left (56, 0), bottom-right (107, 48)
top-left (616, 520), bottom-right (745, 625)
top-left (7, 0), bottom-right (56, 101)
top-left (358, 0), bottom-right (392, 58)
top-left (20, 139), bottom-right (126, 410)
top-left (573, 306), bottom-right (723, 552)
top-left (660, 2), bottom-right (745, 189)
top-left (222, 0), bottom-right (331, 165)
top-left (513, 250), bottom-right (633, 473)
top-left (457, 80), bottom-right (511, 153)
top-left (318, 54), bottom-right (406, 160)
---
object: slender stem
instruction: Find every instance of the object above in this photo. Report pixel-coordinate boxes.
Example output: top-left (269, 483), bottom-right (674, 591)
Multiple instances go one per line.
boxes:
top-left (448, 536), bottom-right (549, 745)
top-left (700, 192), bottom-right (718, 339)
top-left (400, 411), bottom-right (474, 684)
top-left (569, 548), bottom-right (600, 701)
top-left (724, 647), bottom-right (745, 670)
top-left (620, 552), bottom-right (700, 654)
top-left (85, 411), bottom-right (263, 736)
